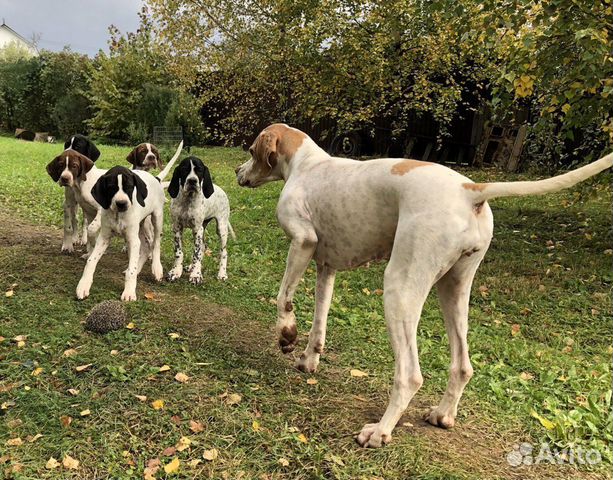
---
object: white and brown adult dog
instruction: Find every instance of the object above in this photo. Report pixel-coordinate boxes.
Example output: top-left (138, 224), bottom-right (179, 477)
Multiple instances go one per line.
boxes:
top-left (55, 134), bottom-right (101, 253)
top-left (236, 123), bottom-right (612, 448)
top-left (167, 156), bottom-right (235, 284)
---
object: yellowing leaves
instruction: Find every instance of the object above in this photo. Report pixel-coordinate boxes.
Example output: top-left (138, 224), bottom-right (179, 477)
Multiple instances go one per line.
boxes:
top-left (164, 457), bottom-right (180, 474)
top-left (6, 437), bottom-right (23, 446)
top-left (189, 420), bottom-right (204, 433)
top-left (126, 322), bottom-right (136, 330)
top-left (63, 348), bottom-right (78, 357)
top-left (75, 363), bottom-right (92, 372)
top-left (176, 436), bottom-right (192, 452)
top-left (297, 433), bottom-right (308, 443)
top-left (174, 372), bottom-right (190, 383)
top-left (350, 369), bottom-right (368, 378)
top-left (202, 448), bottom-right (218, 461)
top-left (159, 364), bottom-right (171, 372)
top-left (278, 457), bottom-right (290, 467)
top-left (514, 74), bottom-right (535, 98)
top-left (306, 378), bottom-right (318, 385)
top-left (80, 409), bottom-right (91, 417)
top-left (252, 420), bottom-right (261, 432)
top-left (31, 367), bottom-right (43, 377)
top-left (531, 410), bottom-right (555, 430)
top-left (225, 393), bottom-right (242, 405)
top-left (62, 454), bottom-right (79, 470)
top-left (151, 399), bottom-right (165, 410)
top-left (511, 324), bottom-right (521, 337)
top-left (46, 457), bottom-right (60, 469)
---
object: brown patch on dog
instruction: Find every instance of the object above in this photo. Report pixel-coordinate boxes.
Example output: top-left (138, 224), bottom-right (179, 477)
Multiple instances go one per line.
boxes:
top-left (474, 201), bottom-right (485, 214)
top-left (46, 150), bottom-right (94, 183)
top-left (279, 324), bottom-right (298, 353)
top-left (462, 182), bottom-right (487, 192)
top-left (127, 143), bottom-right (162, 170)
top-left (390, 159), bottom-right (433, 176)
top-left (250, 124), bottom-right (306, 172)
top-left (285, 301), bottom-right (293, 312)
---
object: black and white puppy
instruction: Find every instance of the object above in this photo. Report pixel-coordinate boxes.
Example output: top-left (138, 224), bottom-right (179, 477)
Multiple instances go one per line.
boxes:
top-left (167, 157), bottom-right (235, 284)
top-left (50, 135), bottom-right (102, 254)
top-left (76, 166), bottom-right (165, 301)
top-left (126, 143), bottom-right (162, 171)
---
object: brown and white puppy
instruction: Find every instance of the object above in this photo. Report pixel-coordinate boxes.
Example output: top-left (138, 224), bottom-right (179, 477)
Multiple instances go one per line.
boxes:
top-left (58, 134), bottom-right (101, 253)
top-left (236, 123), bottom-right (612, 448)
top-left (126, 143), bottom-right (162, 171)
top-left (46, 149), bottom-right (105, 255)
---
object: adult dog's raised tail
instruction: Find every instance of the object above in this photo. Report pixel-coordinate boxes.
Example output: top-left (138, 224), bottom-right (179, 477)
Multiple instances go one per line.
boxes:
top-left (464, 152), bottom-right (613, 203)
top-left (156, 140), bottom-right (184, 182)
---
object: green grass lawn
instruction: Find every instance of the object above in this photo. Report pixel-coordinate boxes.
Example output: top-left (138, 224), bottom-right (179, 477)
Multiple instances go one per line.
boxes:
top-left (0, 137), bottom-right (611, 479)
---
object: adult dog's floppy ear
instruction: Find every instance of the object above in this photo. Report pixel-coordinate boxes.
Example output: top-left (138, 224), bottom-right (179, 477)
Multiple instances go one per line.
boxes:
top-left (133, 172), bottom-right (148, 207)
top-left (78, 155), bottom-right (95, 181)
top-left (252, 130), bottom-right (279, 170)
top-left (46, 156), bottom-right (63, 183)
top-left (201, 165), bottom-right (214, 198)
top-left (168, 167), bottom-right (181, 199)
top-left (91, 175), bottom-right (112, 209)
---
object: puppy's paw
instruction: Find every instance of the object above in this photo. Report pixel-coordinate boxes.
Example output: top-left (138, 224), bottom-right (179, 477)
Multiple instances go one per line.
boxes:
top-left (189, 273), bottom-right (203, 285)
top-left (61, 243), bottom-right (74, 254)
top-left (166, 268), bottom-right (182, 282)
top-left (356, 423), bottom-right (392, 448)
top-left (425, 407), bottom-right (456, 429)
top-left (152, 263), bottom-right (163, 282)
top-left (217, 272), bottom-right (228, 281)
top-left (121, 290), bottom-right (137, 302)
top-left (75, 282), bottom-right (90, 300)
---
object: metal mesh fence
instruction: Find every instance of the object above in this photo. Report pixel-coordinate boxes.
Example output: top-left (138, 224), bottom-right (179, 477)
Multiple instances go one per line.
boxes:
top-left (153, 126), bottom-right (183, 146)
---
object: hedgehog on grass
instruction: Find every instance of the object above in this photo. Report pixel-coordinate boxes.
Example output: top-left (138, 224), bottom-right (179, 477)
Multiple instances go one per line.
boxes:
top-left (85, 300), bottom-right (128, 334)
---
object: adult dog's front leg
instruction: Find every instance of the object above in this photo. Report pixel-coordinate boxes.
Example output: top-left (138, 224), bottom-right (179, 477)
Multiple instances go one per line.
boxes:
top-left (277, 232), bottom-right (317, 353)
top-left (76, 228), bottom-right (111, 299)
top-left (167, 227), bottom-right (184, 282)
top-left (188, 226), bottom-right (204, 285)
top-left (295, 263), bottom-right (336, 373)
top-left (121, 227), bottom-right (141, 301)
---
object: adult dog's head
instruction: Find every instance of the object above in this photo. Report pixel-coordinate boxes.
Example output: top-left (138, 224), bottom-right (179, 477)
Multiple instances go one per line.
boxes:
top-left (126, 143), bottom-right (162, 171)
top-left (91, 166), bottom-right (148, 212)
top-left (235, 123), bottom-right (307, 188)
top-left (64, 134), bottom-right (100, 162)
top-left (168, 156), bottom-right (214, 199)
top-left (46, 150), bottom-right (95, 187)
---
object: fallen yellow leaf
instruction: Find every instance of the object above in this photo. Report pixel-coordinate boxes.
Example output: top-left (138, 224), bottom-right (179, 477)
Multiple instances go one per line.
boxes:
top-left (159, 365), bottom-right (171, 372)
top-left (45, 457), bottom-right (60, 469)
top-left (511, 324), bottom-right (521, 337)
top-left (60, 415), bottom-right (72, 428)
top-left (26, 433), bottom-right (43, 443)
top-left (67, 388), bottom-right (79, 396)
top-left (226, 393), bottom-right (241, 405)
top-left (75, 364), bottom-right (92, 372)
top-left (188, 459), bottom-right (202, 467)
top-left (297, 433), bottom-right (308, 443)
top-left (350, 369), bottom-right (368, 378)
top-left (135, 394), bottom-right (147, 402)
top-left (252, 420), bottom-right (261, 432)
top-left (144, 292), bottom-right (155, 300)
top-left (519, 372), bottom-right (534, 381)
top-left (80, 409), bottom-right (91, 417)
top-left (202, 448), bottom-right (218, 461)
top-left (174, 372), bottom-right (190, 383)
top-left (168, 332), bottom-right (180, 339)
top-left (176, 436), bottom-right (192, 452)
top-left (31, 367), bottom-right (43, 377)
top-left (6, 437), bottom-right (23, 446)
top-left (63, 348), bottom-right (78, 357)
top-left (63, 454), bottom-right (80, 470)
top-left (13, 335), bottom-right (26, 342)
top-left (306, 378), bottom-right (318, 385)
top-left (110, 350), bottom-right (119, 356)
top-left (531, 410), bottom-right (555, 430)
top-left (164, 457), bottom-right (180, 474)
top-left (189, 420), bottom-right (204, 433)
top-left (278, 457), bottom-right (290, 467)
top-left (151, 399), bottom-right (165, 410)
top-left (126, 322), bottom-right (136, 330)
top-left (16, 340), bottom-right (25, 348)
top-left (5, 290), bottom-right (14, 297)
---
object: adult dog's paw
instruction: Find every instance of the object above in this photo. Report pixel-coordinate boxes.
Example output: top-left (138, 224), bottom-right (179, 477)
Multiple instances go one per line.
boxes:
top-left (217, 272), bottom-right (228, 281)
top-left (75, 282), bottom-right (90, 300)
top-left (189, 273), bottom-right (203, 285)
top-left (295, 352), bottom-right (320, 373)
top-left (278, 324), bottom-right (297, 353)
top-left (425, 407), bottom-right (455, 429)
top-left (356, 423), bottom-right (392, 448)
top-left (152, 263), bottom-right (163, 282)
top-left (166, 268), bottom-right (182, 282)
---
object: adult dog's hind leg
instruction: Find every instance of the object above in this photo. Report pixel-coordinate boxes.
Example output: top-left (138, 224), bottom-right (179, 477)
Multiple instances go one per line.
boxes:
top-left (295, 263), bottom-right (336, 373)
top-left (426, 249), bottom-right (487, 429)
top-left (150, 210), bottom-right (164, 282)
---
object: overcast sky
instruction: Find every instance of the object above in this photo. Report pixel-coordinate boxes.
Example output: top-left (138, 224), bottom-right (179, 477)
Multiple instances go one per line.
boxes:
top-left (1, 0), bottom-right (143, 56)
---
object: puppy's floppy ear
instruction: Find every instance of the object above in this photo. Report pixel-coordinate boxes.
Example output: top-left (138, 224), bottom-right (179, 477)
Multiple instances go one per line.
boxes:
top-left (152, 145), bottom-right (163, 169)
top-left (46, 156), bottom-right (63, 182)
top-left (91, 175), bottom-right (112, 209)
top-left (133, 172), bottom-right (148, 207)
top-left (168, 166), bottom-right (181, 198)
top-left (78, 155), bottom-right (95, 181)
top-left (126, 147), bottom-right (137, 166)
top-left (201, 165), bottom-right (214, 198)
top-left (87, 140), bottom-right (100, 162)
